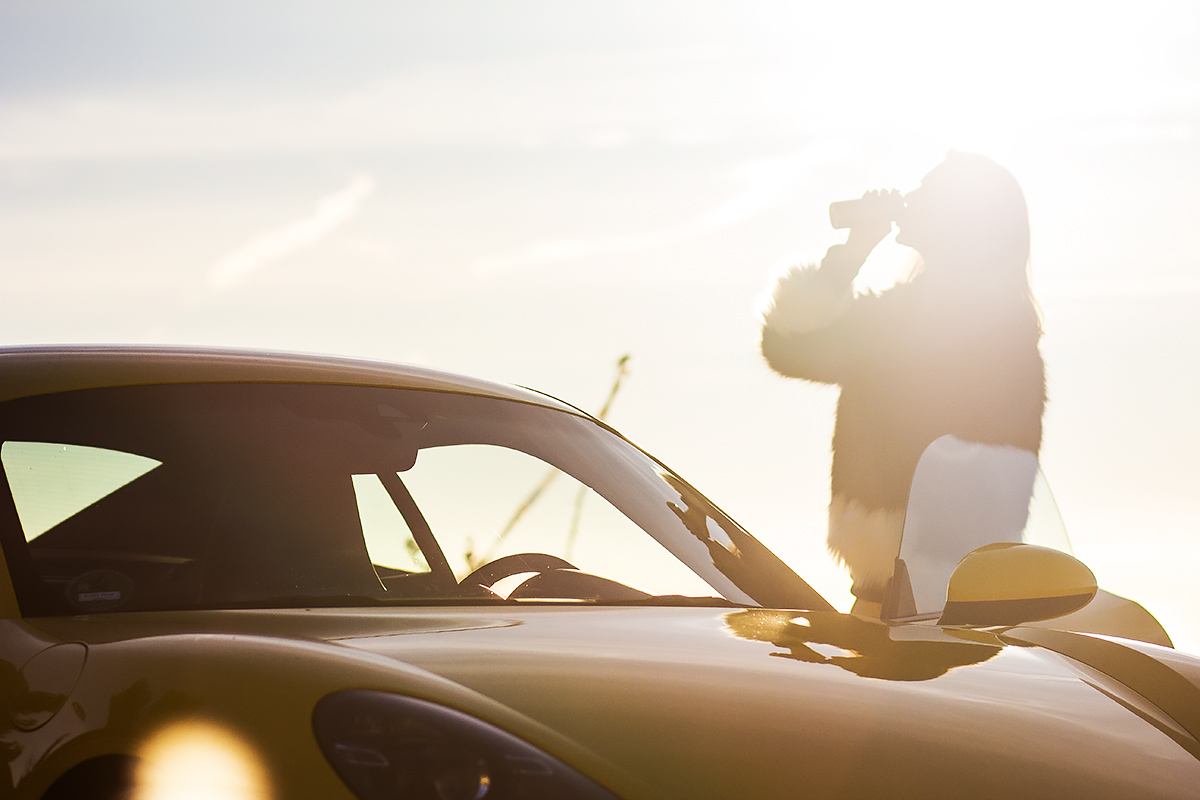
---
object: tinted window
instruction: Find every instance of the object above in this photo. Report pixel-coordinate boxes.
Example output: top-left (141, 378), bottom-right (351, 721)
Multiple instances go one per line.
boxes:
top-left (0, 383), bottom-right (824, 615)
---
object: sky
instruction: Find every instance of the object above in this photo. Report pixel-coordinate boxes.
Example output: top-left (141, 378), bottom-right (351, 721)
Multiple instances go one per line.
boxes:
top-left (2, 0), bottom-right (1200, 650)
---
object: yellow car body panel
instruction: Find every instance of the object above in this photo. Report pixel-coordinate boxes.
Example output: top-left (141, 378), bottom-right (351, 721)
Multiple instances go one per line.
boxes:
top-left (8, 607), bottom-right (1200, 799)
top-left (0, 345), bottom-right (578, 412)
top-left (4, 615), bottom-right (655, 800)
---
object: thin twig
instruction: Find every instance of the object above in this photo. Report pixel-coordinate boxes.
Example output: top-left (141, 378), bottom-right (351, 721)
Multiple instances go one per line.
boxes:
top-left (487, 354), bottom-right (632, 563)
top-left (566, 354), bottom-right (630, 557)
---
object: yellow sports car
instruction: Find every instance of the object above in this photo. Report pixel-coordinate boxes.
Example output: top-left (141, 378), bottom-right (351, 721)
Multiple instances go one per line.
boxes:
top-left (2, 346), bottom-right (1198, 799)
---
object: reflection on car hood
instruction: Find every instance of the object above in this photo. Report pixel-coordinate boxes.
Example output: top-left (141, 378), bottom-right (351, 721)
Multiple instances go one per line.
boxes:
top-left (330, 606), bottom-right (1200, 799)
top-left (35, 605), bottom-right (1199, 798)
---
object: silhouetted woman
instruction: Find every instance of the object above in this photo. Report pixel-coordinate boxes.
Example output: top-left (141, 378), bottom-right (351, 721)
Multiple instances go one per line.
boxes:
top-left (760, 152), bottom-right (1045, 616)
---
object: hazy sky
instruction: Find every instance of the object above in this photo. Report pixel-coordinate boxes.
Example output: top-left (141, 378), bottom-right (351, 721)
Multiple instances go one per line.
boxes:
top-left (3, 1), bottom-right (1199, 648)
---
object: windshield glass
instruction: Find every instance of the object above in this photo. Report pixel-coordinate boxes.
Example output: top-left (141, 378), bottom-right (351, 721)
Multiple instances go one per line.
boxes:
top-left (0, 383), bottom-right (825, 615)
top-left (883, 435), bottom-right (1072, 620)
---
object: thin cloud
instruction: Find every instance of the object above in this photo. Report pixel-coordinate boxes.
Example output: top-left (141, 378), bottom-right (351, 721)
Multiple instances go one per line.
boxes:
top-left (208, 174), bottom-right (374, 291)
top-left (472, 144), bottom-right (847, 274)
top-left (1036, 278), bottom-right (1200, 299)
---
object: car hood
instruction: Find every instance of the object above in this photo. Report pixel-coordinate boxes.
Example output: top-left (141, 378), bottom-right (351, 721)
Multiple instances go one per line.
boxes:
top-left (325, 605), bottom-right (1200, 799)
top-left (32, 604), bottom-right (1200, 799)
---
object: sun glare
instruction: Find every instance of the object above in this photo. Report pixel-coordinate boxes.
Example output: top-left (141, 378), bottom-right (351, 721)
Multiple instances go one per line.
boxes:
top-left (134, 721), bottom-right (272, 800)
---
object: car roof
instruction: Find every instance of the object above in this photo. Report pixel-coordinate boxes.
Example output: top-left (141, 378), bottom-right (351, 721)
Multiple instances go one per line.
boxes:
top-left (0, 345), bottom-right (581, 413)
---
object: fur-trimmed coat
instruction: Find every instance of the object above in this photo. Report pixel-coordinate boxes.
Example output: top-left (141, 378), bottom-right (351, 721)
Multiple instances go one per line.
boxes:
top-left (761, 248), bottom-right (1045, 601)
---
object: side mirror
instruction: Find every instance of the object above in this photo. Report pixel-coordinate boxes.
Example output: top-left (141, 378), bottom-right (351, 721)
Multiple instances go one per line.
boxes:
top-left (938, 543), bottom-right (1097, 627)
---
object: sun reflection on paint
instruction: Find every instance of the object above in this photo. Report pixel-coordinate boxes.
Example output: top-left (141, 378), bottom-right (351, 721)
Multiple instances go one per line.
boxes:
top-left (134, 721), bottom-right (271, 800)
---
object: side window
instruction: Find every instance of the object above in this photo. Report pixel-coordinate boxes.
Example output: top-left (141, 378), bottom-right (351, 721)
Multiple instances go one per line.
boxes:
top-left (1, 441), bottom-right (162, 542)
top-left (351, 474), bottom-right (429, 574)
top-left (401, 444), bottom-right (712, 597)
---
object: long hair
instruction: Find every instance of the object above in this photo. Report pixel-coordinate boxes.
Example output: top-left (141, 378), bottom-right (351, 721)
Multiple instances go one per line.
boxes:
top-left (905, 152), bottom-right (1041, 334)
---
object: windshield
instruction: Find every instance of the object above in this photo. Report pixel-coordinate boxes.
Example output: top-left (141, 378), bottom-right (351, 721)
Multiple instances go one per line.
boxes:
top-left (0, 382), bottom-right (826, 615)
top-left (883, 435), bottom-right (1072, 621)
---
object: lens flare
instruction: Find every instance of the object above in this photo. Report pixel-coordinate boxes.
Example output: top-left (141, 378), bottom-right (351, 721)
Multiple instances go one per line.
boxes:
top-left (134, 721), bottom-right (271, 800)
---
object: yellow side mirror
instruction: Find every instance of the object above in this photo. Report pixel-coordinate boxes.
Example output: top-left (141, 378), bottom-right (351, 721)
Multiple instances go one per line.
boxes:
top-left (939, 543), bottom-right (1098, 627)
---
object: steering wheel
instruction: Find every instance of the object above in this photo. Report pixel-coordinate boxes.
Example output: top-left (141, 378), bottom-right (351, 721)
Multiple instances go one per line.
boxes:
top-left (460, 553), bottom-right (577, 589)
